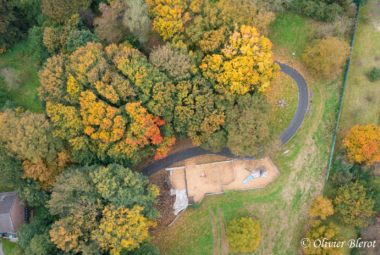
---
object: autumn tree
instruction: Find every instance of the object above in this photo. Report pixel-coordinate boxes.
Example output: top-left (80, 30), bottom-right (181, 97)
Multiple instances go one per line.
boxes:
top-left (0, 0), bottom-right (24, 54)
top-left (303, 220), bottom-right (344, 255)
top-left (123, 0), bottom-right (152, 44)
top-left (43, 14), bottom-right (98, 55)
top-left (200, 25), bottom-right (279, 95)
top-left (40, 43), bottom-right (176, 165)
top-left (309, 195), bottom-right (334, 220)
top-left (0, 110), bottom-right (71, 189)
top-left (224, 94), bottom-right (275, 157)
top-left (48, 164), bottom-right (159, 254)
top-left (302, 36), bottom-right (350, 78)
top-left (145, 0), bottom-right (192, 41)
top-left (92, 205), bottom-right (156, 255)
top-left (334, 182), bottom-right (375, 228)
top-left (344, 124), bottom-right (380, 165)
top-left (149, 43), bottom-right (193, 81)
top-left (226, 217), bottom-right (262, 253)
top-left (94, 1), bottom-right (128, 44)
top-left (41, 0), bottom-right (91, 23)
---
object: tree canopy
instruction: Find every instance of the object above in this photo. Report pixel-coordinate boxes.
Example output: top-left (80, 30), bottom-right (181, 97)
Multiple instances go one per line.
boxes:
top-left (226, 217), bottom-right (262, 253)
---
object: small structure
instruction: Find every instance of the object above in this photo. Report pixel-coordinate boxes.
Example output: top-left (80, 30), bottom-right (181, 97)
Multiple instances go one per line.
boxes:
top-left (0, 192), bottom-right (26, 237)
top-left (277, 99), bottom-right (287, 108)
top-left (242, 166), bottom-right (268, 184)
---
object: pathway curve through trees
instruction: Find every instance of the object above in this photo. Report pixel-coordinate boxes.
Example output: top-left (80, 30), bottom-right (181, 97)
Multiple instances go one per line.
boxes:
top-left (141, 62), bottom-right (308, 177)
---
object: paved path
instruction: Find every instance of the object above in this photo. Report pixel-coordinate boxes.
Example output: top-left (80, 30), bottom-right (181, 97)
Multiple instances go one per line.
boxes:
top-left (0, 243), bottom-right (4, 255)
top-left (141, 62), bottom-right (308, 177)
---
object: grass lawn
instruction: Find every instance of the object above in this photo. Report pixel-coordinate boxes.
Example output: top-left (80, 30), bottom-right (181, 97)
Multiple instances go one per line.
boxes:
top-left (0, 40), bottom-right (44, 113)
top-left (152, 13), bottom-right (357, 255)
top-left (336, 0), bottom-right (380, 147)
top-left (267, 72), bottom-right (298, 134)
top-left (0, 239), bottom-right (17, 255)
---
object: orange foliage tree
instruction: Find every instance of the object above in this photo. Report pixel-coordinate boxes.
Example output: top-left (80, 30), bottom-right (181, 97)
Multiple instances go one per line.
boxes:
top-left (344, 124), bottom-right (380, 165)
top-left (40, 43), bottom-right (176, 165)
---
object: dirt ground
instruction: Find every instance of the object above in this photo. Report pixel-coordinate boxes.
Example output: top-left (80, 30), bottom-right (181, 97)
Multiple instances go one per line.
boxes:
top-left (148, 171), bottom-right (177, 226)
top-left (359, 212), bottom-right (380, 255)
top-left (225, 158), bottom-right (279, 191)
top-left (168, 156), bottom-right (279, 203)
top-left (186, 159), bottom-right (234, 202)
top-left (169, 167), bottom-right (186, 190)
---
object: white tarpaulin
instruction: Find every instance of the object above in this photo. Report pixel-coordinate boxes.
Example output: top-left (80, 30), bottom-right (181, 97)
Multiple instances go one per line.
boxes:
top-left (173, 189), bottom-right (188, 215)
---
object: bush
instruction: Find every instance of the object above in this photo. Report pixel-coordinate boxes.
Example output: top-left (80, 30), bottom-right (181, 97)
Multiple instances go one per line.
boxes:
top-left (360, 15), bottom-right (371, 24)
top-left (224, 189), bottom-right (237, 199)
top-left (366, 66), bottom-right (380, 82)
top-left (311, 15), bottom-right (354, 40)
top-left (0, 87), bottom-right (10, 108)
top-left (128, 243), bottom-right (160, 255)
top-left (302, 36), bottom-right (350, 79)
top-left (192, 202), bottom-right (201, 209)
top-left (226, 217), bottom-right (262, 252)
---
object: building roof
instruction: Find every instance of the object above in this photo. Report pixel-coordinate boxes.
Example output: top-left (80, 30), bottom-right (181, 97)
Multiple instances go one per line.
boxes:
top-left (0, 193), bottom-right (16, 233)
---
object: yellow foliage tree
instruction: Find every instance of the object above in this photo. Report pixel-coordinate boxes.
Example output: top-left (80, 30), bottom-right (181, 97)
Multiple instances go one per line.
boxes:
top-left (146, 0), bottom-right (192, 41)
top-left (309, 195), bottom-right (334, 220)
top-left (302, 36), bottom-right (350, 79)
top-left (226, 217), bottom-right (262, 253)
top-left (92, 205), bottom-right (156, 255)
top-left (344, 124), bottom-right (380, 165)
top-left (200, 25), bottom-right (279, 95)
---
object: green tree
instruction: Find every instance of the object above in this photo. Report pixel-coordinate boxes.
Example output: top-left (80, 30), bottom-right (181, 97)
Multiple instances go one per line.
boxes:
top-left (66, 30), bottom-right (99, 53)
top-left (302, 36), bottom-right (350, 78)
top-left (200, 130), bottom-right (227, 153)
top-left (0, 0), bottom-right (24, 53)
top-left (48, 164), bottom-right (160, 254)
top-left (334, 182), bottom-right (375, 227)
top-left (302, 220), bottom-right (344, 255)
top-left (226, 217), bottom-right (262, 253)
top-left (225, 94), bottom-right (275, 157)
top-left (41, 0), bottom-right (92, 23)
top-left (173, 77), bottom-right (225, 145)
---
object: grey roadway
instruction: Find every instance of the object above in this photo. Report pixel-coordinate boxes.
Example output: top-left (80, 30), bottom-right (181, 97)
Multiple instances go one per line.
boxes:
top-left (141, 62), bottom-right (308, 177)
top-left (0, 243), bottom-right (4, 255)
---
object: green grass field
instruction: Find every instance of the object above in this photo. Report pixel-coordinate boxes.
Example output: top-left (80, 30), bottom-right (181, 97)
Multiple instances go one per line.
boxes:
top-left (337, 0), bottom-right (380, 146)
top-left (153, 13), bottom-right (357, 255)
top-left (0, 41), bottom-right (44, 113)
top-left (0, 239), bottom-right (17, 255)
top-left (268, 72), bottom-right (298, 134)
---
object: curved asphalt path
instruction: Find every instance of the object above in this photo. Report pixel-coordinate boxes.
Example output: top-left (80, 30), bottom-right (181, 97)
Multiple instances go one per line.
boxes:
top-left (141, 62), bottom-right (308, 177)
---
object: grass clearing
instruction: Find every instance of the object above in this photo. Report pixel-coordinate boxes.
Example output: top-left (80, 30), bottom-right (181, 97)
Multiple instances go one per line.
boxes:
top-left (267, 72), bottom-right (299, 134)
top-left (337, 0), bottom-right (380, 146)
top-left (152, 13), bottom-right (357, 255)
top-left (0, 41), bottom-right (44, 113)
top-left (0, 239), bottom-right (17, 255)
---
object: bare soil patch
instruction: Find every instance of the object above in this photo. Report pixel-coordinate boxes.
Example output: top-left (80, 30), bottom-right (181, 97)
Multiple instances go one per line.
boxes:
top-left (148, 170), bottom-right (176, 226)
top-left (209, 210), bottom-right (220, 255)
top-left (169, 168), bottom-right (186, 190)
top-left (359, 213), bottom-right (380, 254)
top-left (217, 206), bottom-right (229, 255)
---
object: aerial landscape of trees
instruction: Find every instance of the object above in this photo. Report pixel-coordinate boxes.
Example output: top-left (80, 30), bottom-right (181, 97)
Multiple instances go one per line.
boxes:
top-left (0, 0), bottom-right (377, 254)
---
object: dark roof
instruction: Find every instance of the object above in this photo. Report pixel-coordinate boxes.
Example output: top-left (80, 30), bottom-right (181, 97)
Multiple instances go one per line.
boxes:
top-left (0, 193), bottom-right (16, 233)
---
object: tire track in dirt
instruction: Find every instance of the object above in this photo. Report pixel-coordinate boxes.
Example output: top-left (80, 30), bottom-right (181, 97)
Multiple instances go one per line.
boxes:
top-left (209, 210), bottom-right (220, 255)
top-left (217, 206), bottom-right (229, 255)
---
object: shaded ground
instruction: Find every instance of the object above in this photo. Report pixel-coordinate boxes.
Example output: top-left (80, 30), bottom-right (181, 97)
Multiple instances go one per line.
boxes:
top-left (148, 171), bottom-right (176, 227)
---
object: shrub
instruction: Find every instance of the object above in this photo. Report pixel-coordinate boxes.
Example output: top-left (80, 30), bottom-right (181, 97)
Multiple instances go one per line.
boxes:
top-left (224, 189), bottom-right (237, 198)
top-left (149, 44), bottom-right (192, 81)
top-left (128, 243), bottom-right (160, 255)
top-left (366, 66), bottom-right (380, 82)
top-left (226, 217), bottom-right (262, 252)
top-left (0, 87), bottom-right (10, 108)
top-left (302, 36), bottom-right (350, 79)
top-left (360, 15), bottom-right (371, 24)
top-left (192, 202), bottom-right (200, 209)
